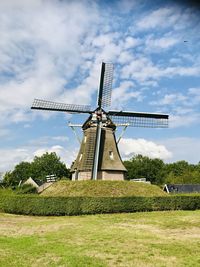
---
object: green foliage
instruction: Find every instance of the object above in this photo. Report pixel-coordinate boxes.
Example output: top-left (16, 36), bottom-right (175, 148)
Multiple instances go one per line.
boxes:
top-left (3, 162), bottom-right (32, 186)
top-left (3, 152), bottom-right (70, 187)
top-left (31, 152), bottom-right (70, 182)
top-left (165, 170), bottom-right (200, 184)
top-left (124, 155), bottom-right (165, 184)
top-left (164, 161), bottom-right (200, 184)
top-left (0, 194), bottom-right (200, 216)
top-left (0, 188), bottom-right (15, 195)
top-left (124, 155), bottom-right (200, 185)
top-left (165, 160), bottom-right (193, 176)
top-left (3, 171), bottom-right (16, 187)
top-left (15, 184), bottom-right (37, 194)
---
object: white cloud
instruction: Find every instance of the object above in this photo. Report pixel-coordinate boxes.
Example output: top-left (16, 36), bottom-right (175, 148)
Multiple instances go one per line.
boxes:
top-left (150, 87), bottom-right (200, 128)
top-left (124, 36), bottom-right (142, 49)
top-left (118, 138), bottom-right (172, 160)
top-left (121, 56), bottom-right (200, 83)
top-left (0, 0), bottom-right (41, 9)
top-left (188, 87), bottom-right (200, 95)
top-left (136, 7), bottom-right (181, 30)
top-left (145, 36), bottom-right (179, 50)
top-left (151, 93), bottom-right (187, 106)
top-left (92, 34), bottom-right (116, 47)
top-left (140, 80), bottom-right (158, 87)
top-left (0, 0), bottom-right (99, 126)
top-left (96, 43), bottom-right (122, 63)
top-left (118, 51), bottom-right (134, 64)
top-left (58, 62), bottom-right (101, 105)
top-left (111, 81), bottom-right (142, 108)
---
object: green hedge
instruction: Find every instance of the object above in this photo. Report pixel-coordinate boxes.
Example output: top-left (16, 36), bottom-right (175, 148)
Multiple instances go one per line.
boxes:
top-left (0, 195), bottom-right (200, 216)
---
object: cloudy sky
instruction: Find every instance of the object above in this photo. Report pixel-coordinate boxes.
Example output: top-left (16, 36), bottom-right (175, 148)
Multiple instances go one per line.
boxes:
top-left (0, 0), bottom-right (200, 172)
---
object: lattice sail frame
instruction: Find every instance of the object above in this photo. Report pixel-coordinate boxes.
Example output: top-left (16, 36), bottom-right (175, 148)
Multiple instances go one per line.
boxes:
top-left (107, 110), bottom-right (168, 128)
top-left (31, 99), bottom-right (91, 114)
top-left (108, 115), bottom-right (168, 128)
top-left (97, 62), bottom-right (114, 108)
top-left (101, 63), bottom-right (114, 108)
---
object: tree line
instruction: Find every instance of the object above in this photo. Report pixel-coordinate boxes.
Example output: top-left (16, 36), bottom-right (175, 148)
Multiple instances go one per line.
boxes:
top-left (124, 155), bottom-right (200, 185)
top-left (1, 153), bottom-right (200, 187)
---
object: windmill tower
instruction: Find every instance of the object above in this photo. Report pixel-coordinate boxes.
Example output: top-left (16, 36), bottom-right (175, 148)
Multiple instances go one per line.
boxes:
top-left (31, 62), bottom-right (168, 181)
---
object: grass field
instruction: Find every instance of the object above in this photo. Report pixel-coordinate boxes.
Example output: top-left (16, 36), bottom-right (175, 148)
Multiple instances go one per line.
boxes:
top-left (41, 180), bottom-right (167, 197)
top-left (0, 211), bottom-right (200, 267)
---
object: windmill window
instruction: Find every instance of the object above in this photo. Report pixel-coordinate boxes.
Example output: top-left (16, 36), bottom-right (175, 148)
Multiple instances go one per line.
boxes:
top-left (109, 151), bottom-right (114, 160)
top-left (84, 136), bottom-right (87, 143)
top-left (79, 154), bottom-right (83, 161)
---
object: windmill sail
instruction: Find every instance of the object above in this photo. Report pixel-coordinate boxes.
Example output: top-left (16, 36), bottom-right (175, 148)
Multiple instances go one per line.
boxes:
top-left (97, 62), bottom-right (114, 108)
top-left (108, 110), bottom-right (168, 128)
top-left (31, 99), bottom-right (92, 114)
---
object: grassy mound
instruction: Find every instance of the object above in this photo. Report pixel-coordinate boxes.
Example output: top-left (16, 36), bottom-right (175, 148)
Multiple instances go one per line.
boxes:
top-left (41, 180), bottom-right (167, 197)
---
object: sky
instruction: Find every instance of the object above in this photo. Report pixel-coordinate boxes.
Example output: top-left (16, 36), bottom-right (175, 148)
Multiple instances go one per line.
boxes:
top-left (0, 0), bottom-right (200, 173)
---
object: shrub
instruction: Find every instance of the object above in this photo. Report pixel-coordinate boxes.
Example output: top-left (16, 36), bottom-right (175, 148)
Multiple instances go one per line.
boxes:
top-left (0, 195), bottom-right (200, 216)
top-left (16, 184), bottom-right (37, 194)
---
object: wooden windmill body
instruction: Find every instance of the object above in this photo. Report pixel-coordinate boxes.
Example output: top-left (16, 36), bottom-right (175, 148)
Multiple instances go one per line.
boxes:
top-left (71, 116), bottom-right (127, 180)
top-left (31, 62), bottom-right (169, 181)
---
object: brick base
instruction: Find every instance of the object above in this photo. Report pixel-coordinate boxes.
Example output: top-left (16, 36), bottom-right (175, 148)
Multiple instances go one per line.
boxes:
top-left (72, 171), bottom-right (125, 181)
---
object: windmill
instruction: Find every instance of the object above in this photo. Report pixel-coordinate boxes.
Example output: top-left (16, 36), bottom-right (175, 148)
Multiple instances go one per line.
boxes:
top-left (31, 62), bottom-right (168, 181)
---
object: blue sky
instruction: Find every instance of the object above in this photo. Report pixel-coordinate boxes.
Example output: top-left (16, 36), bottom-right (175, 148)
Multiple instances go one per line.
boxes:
top-left (0, 0), bottom-right (200, 173)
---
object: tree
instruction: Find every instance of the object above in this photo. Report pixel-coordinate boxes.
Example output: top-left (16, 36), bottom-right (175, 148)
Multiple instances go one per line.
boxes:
top-left (3, 162), bottom-right (32, 187)
top-left (12, 162), bottom-right (32, 184)
top-left (165, 170), bottom-right (200, 184)
top-left (124, 154), bottom-right (165, 184)
top-left (165, 161), bottom-right (191, 176)
top-left (124, 156), bottom-right (200, 185)
top-left (3, 171), bottom-right (14, 187)
top-left (3, 152), bottom-right (70, 186)
top-left (31, 152), bottom-right (70, 182)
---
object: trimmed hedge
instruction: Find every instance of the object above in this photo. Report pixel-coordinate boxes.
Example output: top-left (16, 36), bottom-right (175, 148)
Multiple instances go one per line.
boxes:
top-left (0, 194), bottom-right (200, 216)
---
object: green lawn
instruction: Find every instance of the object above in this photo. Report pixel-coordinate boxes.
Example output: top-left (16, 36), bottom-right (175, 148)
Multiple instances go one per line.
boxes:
top-left (0, 211), bottom-right (200, 267)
